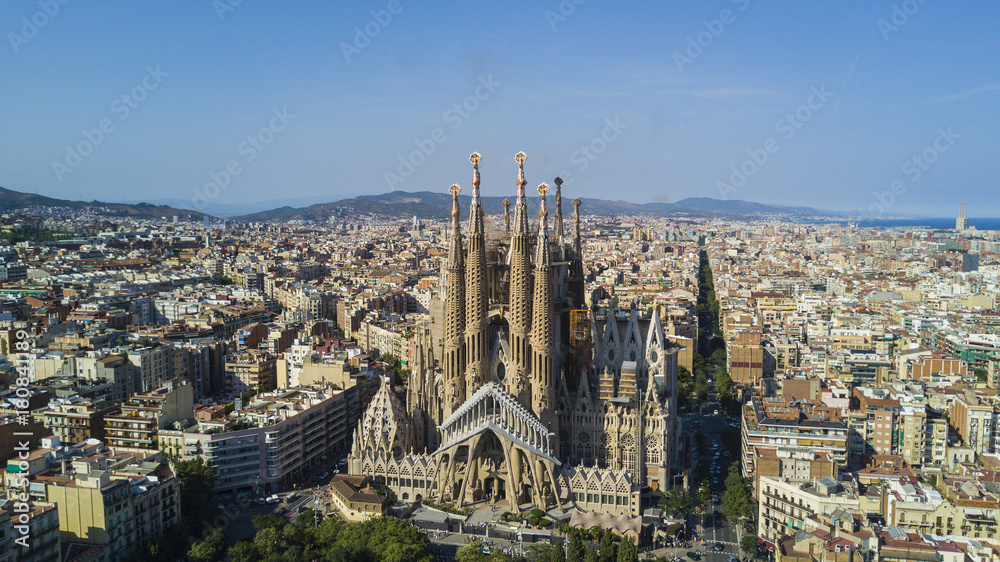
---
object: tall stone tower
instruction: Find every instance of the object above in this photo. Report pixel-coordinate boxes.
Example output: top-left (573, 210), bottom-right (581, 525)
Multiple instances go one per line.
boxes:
top-left (507, 152), bottom-right (533, 402)
top-left (465, 153), bottom-right (489, 394)
top-left (531, 183), bottom-right (556, 427)
top-left (443, 184), bottom-right (466, 416)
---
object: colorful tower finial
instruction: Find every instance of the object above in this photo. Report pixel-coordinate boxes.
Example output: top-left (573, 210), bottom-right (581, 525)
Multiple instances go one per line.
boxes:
top-left (515, 152), bottom-right (527, 199)
top-left (450, 184), bottom-right (462, 226)
top-left (470, 153), bottom-right (481, 203)
top-left (538, 183), bottom-right (549, 232)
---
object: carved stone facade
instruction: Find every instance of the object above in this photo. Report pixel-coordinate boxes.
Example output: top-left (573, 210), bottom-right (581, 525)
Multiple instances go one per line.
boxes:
top-left (349, 153), bottom-right (679, 515)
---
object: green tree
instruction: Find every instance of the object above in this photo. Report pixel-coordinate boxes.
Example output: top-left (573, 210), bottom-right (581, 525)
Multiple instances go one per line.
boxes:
top-left (584, 545), bottom-right (600, 562)
top-left (251, 513), bottom-right (285, 531)
top-left (332, 516), bottom-right (432, 562)
top-left (568, 531), bottom-right (586, 562)
top-left (721, 464), bottom-right (754, 526)
top-left (526, 543), bottom-right (555, 562)
top-left (456, 541), bottom-right (490, 562)
top-left (660, 486), bottom-right (693, 518)
top-left (188, 528), bottom-right (226, 562)
top-left (600, 531), bottom-right (618, 562)
top-left (741, 534), bottom-right (760, 559)
top-left (253, 525), bottom-right (287, 559)
top-left (174, 458), bottom-right (216, 529)
top-left (975, 369), bottom-right (988, 382)
top-left (695, 481), bottom-right (712, 513)
top-left (709, 349), bottom-right (727, 366)
top-left (226, 541), bottom-right (259, 562)
top-left (617, 537), bottom-right (638, 562)
top-left (550, 543), bottom-right (567, 562)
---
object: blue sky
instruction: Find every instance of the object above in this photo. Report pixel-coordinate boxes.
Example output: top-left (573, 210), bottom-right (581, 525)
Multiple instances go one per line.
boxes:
top-left (1, 1), bottom-right (997, 216)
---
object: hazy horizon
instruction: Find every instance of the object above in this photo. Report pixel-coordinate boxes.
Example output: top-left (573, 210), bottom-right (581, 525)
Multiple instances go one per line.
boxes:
top-left (3, 1), bottom-right (997, 217)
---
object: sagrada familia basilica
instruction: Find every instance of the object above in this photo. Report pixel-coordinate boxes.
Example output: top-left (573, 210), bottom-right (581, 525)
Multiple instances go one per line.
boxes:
top-left (348, 153), bottom-right (680, 516)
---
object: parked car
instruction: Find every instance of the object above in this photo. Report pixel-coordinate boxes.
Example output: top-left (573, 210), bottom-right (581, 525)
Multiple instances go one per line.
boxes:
top-left (277, 506), bottom-right (287, 515)
top-left (714, 542), bottom-right (725, 551)
top-left (686, 552), bottom-right (701, 560)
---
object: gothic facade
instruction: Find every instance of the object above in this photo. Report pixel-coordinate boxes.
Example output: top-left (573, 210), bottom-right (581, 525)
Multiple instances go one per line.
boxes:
top-left (349, 153), bottom-right (680, 516)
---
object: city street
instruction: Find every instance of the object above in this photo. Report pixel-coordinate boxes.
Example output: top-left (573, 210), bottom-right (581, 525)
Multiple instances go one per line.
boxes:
top-left (691, 406), bottom-right (743, 562)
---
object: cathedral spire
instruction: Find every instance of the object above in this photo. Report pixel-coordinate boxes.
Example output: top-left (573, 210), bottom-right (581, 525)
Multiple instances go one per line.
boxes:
top-left (512, 151), bottom-right (529, 235)
top-left (530, 183), bottom-right (556, 427)
top-left (554, 177), bottom-right (564, 246)
top-left (535, 183), bottom-right (550, 267)
top-left (572, 198), bottom-right (582, 257)
top-left (507, 152), bottom-right (533, 398)
top-left (448, 184), bottom-right (463, 268)
top-left (444, 183), bottom-right (466, 415)
top-left (465, 154), bottom-right (489, 394)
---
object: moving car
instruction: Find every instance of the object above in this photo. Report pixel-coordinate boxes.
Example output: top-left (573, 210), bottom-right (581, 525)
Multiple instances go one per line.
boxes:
top-left (686, 552), bottom-right (701, 560)
top-left (714, 543), bottom-right (725, 551)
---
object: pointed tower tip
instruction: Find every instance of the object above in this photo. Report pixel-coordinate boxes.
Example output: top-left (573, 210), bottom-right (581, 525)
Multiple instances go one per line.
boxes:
top-left (538, 183), bottom-right (549, 232)
top-left (470, 154), bottom-right (481, 204)
top-left (449, 184), bottom-right (462, 223)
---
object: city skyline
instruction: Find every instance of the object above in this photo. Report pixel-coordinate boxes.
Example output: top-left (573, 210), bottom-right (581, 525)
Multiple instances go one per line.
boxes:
top-left (2, 1), bottom-right (998, 216)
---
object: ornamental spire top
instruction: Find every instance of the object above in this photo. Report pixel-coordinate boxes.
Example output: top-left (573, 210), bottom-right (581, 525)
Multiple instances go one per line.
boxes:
top-left (515, 151), bottom-right (527, 201)
top-left (470, 153), bottom-right (481, 204)
top-left (537, 183), bottom-right (549, 232)
top-left (449, 184), bottom-right (462, 229)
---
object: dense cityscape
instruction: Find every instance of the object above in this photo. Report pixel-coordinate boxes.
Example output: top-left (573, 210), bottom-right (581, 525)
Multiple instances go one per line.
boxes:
top-left (0, 172), bottom-right (998, 561)
top-left (3, 2), bottom-right (997, 561)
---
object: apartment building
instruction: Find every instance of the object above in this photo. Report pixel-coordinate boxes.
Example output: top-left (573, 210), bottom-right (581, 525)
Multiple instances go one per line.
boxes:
top-left (43, 399), bottom-right (117, 444)
top-left (742, 396), bottom-right (849, 485)
top-left (8, 503), bottom-right (60, 562)
top-left (730, 330), bottom-right (765, 385)
top-left (951, 392), bottom-right (1000, 457)
top-left (757, 475), bottom-right (860, 547)
top-left (104, 380), bottom-right (194, 452)
top-left (225, 352), bottom-right (277, 396)
top-left (162, 387), bottom-right (348, 493)
top-left (127, 345), bottom-right (176, 393)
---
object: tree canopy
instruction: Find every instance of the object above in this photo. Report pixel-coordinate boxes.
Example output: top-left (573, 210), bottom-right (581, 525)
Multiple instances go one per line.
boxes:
top-left (197, 514), bottom-right (433, 562)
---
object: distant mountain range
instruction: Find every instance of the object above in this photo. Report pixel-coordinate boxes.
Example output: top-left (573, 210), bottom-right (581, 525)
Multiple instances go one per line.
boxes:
top-left (0, 186), bottom-right (210, 219)
top-left (0, 185), bottom-right (852, 223)
top-left (229, 191), bottom-right (849, 222)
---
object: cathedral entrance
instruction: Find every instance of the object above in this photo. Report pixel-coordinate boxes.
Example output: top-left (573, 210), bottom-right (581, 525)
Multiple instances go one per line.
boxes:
top-left (483, 476), bottom-right (506, 501)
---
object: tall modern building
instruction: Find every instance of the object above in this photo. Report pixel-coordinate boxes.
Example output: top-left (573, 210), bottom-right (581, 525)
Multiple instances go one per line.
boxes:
top-left (957, 202), bottom-right (969, 230)
top-left (350, 153), bottom-right (680, 515)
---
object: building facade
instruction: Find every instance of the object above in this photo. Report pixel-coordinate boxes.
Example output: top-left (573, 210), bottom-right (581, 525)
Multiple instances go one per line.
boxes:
top-left (349, 153), bottom-right (679, 515)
